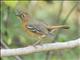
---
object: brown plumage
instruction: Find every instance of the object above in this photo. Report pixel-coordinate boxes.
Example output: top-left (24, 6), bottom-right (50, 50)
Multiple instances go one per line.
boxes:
top-left (16, 11), bottom-right (69, 45)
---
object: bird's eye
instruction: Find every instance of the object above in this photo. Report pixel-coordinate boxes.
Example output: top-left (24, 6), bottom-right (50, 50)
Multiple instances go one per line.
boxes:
top-left (22, 14), bottom-right (24, 18)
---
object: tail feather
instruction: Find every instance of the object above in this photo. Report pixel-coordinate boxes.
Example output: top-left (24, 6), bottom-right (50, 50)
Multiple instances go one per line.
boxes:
top-left (48, 25), bottom-right (69, 30)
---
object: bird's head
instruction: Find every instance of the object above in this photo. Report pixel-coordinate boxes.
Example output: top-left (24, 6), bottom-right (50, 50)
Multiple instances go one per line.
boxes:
top-left (16, 10), bottom-right (31, 22)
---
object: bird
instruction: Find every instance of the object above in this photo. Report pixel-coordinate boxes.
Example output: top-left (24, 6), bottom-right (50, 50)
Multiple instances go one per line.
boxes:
top-left (16, 11), bottom-right (69, 45)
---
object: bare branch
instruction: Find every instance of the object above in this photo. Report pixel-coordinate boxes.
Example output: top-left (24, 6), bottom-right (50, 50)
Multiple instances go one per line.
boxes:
top-left (1, 40), bottom-right (22, 60)
top-left (1, 38), bottom-right (80, 57)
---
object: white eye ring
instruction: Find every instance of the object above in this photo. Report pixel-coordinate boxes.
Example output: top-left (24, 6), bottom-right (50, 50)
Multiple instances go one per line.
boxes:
top-left (27, 25), bottom-right (33, 28)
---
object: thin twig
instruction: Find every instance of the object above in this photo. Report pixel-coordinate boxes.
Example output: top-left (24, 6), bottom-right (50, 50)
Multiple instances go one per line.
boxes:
top-left (46, 1), bottom-right (64, 60)
top-left (49, 2), bottom-right (78, 60)
top-left (62, 2), bottom-right (78, 24)
top-left (56, 1), bottom-right (64, 23)
top-left (53, 2), bottom-right (78, 42)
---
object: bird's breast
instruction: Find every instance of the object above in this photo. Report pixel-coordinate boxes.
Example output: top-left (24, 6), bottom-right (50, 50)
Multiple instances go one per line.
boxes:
top-left (23, 24), bottom-right (43, 37)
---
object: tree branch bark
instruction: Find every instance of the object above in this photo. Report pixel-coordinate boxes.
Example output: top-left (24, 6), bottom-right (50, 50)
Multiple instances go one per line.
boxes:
top-left (1, 38), bottom-right (80, 57)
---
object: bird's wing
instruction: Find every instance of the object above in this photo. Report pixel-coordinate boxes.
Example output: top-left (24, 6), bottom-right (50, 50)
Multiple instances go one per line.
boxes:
top-left (26, 22), bottom-right (49, 35)
top-left (26, 22), bottom-right (54, 38)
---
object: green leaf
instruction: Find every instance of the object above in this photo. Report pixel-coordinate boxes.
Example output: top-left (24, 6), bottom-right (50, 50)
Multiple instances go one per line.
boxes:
top-left (4, 1), bottom-right (18, 8)
top-left (7, 37), bottom-right (12, 45)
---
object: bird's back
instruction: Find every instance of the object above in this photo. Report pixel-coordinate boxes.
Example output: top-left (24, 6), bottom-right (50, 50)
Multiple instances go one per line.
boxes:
top-left (24, 21), bottom-right (54, 38)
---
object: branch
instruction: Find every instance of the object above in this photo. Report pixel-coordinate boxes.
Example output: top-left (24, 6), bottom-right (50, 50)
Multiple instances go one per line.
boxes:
top-left (62, 2), bottom-right (78, 24)
top-left (1, 40), bottom-right (22, 60)
top-left (1, 38), bottom-right (80, 57)
top-left (52, 2), bottom-right (78, 42)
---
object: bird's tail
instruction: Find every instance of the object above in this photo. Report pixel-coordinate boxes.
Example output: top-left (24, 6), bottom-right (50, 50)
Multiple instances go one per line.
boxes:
top-left (48, 25), bottom-right (69, 30)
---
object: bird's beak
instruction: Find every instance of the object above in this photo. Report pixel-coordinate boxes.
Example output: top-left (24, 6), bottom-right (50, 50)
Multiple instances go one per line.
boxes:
top-left (16, 9), bottom-right (23, 18)
top-left (16, 12), bottom-right (23, 19)
top-left (16, 12), bottom-right (23, 22)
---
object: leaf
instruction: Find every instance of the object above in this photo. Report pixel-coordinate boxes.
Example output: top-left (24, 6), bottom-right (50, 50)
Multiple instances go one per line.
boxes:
top-left (4, 1), bottom-right (18, 8)
top-left (7, 37), bottom-right (12, 45)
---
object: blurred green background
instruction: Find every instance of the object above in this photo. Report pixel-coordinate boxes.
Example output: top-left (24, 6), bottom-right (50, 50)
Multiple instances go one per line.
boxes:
top-left (1, 1), bottom-right (80, 60)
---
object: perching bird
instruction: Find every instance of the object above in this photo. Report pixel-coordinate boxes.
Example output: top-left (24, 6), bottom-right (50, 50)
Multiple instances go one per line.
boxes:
top-left (16, 11), bottom-right (69, 45)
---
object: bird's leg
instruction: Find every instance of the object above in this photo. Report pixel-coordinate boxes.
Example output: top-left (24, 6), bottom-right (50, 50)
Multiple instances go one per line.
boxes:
top-left (33, 39), bottom-right (41, 46)
top-left (50, 29), bottom-right (58, 33)
top-left (33, 35), bottom-right (46, 46)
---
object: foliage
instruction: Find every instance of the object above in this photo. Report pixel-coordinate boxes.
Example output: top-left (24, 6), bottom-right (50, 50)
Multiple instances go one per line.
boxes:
top-left (1, 1), bottom-right (80, 60)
